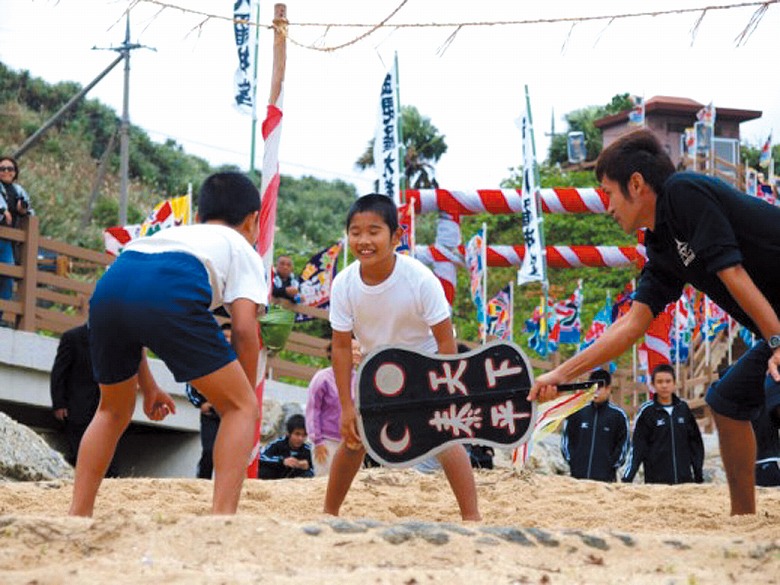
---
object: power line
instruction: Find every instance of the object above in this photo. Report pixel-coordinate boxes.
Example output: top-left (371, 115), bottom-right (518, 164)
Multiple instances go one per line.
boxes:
top-left (132, 0), bottom-right (778, 50)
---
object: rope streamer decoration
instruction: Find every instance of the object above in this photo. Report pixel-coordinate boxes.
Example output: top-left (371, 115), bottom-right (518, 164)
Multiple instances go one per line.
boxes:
top-left (131, 0), bottom-right (778, 50)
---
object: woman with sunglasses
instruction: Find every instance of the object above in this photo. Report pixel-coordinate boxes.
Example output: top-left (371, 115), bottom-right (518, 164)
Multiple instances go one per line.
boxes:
top-left (0, 156), bottom-right (34, 325)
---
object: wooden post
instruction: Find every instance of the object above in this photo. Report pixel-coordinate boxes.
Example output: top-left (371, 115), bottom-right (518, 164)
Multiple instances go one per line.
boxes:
top-left (17, 216), bottom-right (40, 332)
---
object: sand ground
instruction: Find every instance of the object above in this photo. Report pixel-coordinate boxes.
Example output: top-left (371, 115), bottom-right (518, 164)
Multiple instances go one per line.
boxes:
top-left (0, 468), bottom-right (778, 584)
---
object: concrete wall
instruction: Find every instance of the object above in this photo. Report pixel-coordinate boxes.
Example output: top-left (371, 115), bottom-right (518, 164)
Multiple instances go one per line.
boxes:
top-left (0, 328), bottom-right (308, 478)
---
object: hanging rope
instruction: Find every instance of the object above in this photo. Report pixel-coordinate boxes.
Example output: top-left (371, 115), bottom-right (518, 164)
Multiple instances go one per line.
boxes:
top-left (131, 0), bottom-right (778, 52)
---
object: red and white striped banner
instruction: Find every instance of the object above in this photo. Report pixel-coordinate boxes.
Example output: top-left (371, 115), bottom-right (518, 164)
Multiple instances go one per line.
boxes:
top-left (415, 244), bottom-right (645, 269)
top-left (405, 188), bottom-right (609, 216)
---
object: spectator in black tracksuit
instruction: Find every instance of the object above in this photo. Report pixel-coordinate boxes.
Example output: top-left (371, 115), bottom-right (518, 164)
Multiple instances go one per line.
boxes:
top-left (259, 414), bottom-right (314, 480)
top-left (561, 369), bottom-right (630, 482)
top-left (623, 364), bottom-right (704, 484)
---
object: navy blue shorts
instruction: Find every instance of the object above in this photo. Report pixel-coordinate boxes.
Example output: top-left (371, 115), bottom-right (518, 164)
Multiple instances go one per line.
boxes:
top-left (89, 251), bottom-right (236, 384)
top-left (705, 341), bottom-right (780, 421)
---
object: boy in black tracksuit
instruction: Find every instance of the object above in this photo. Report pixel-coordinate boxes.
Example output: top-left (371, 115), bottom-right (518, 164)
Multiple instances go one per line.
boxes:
top-left (623, 364), bottom-right (704, 484)
top-left (561, 369), bottom-right (630, 482)
top-left (259, 414), bottom-right (314, 480)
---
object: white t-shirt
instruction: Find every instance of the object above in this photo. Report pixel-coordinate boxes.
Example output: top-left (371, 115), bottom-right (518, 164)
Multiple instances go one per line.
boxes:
top-left (329, 253), bottom-right (450, 354)
top-left (125, 223), bottom-right (267, 311)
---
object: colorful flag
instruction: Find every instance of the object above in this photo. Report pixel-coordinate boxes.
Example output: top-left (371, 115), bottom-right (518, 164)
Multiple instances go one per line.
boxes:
top-left (759, 133), bottom-right (773, 168)
top-left (527, 296), bottom-right (556, 357)
top-left (396, 200), bottom-right (415, 256)
top-left (746, 168), bottom-right (758, 197)
top-left (684, 127), bottom-right (696, 154)
top-left (103, 224), bottom-right (141, 257)
top-left (517, 111), bottom-right (544, 286)
top-left (296, 241), bottom-right (342, 322)
top-left (696, 101), bottom-right (716, 127)
top-left (628, 95), bottom-right (645, 127)
top-left (374, 60), bottom-right (401, 205)
top-left (552, 279), bottom-right (582, 344)
top-left (638, 304), bottom-right (673, 378)
top-left (486, 284), bottom-right (512, 341)
top-left (670, 288), bottom-right (696, 364)
top-left (611, 281), bottom-right (634, 323)
top-left (580, 292), bottom-right (612, 352)
top-left (232, 0), bottom-right (258, 115)
top-left (465, 227), bottom-right (487, 341)
top-left (103, 194), bottom-right (191, 255)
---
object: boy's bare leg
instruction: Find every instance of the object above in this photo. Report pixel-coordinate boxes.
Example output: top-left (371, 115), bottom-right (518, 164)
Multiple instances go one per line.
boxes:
top-left (437, 444), bottom-right (481, 521)
top-left (193, 361), bottom-right (259, 515)
top-left (713, 412), bottom-right (756, 515)
top-left (323, 444), bottom-right (365, 516)
top-left (69, 377), bottom-right (137, 517)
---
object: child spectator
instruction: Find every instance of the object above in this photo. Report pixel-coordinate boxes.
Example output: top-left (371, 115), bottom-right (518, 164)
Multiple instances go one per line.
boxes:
top-left (69, 172), bottom-right (266, 516)
top-left (325, 193), bottom-right (480, 521)
top-left (305, 339), bottom-right (360, 476)
top-left (623, 364), bottom-right (704, 484)
top-left (259, 414), bottom-right (314, 479)
top-left (560, 369), bottom-right (630, 482)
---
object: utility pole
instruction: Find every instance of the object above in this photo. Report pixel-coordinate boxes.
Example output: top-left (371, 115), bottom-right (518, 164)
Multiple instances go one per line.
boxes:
top-left (94, 14), bottom-right (153, 225)
top-left (544, 107), bottom-right (556, 138)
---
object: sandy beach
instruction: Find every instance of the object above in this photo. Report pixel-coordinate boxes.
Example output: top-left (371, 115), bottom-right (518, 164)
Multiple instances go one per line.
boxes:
top-left (0, 467), bottom-right (778, 584)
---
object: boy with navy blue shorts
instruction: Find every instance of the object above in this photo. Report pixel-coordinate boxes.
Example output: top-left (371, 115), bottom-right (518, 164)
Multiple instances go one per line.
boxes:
top-left (531, 129), bottom-right (780, 516)
top-left (70, 172), bottom-right (267, 516)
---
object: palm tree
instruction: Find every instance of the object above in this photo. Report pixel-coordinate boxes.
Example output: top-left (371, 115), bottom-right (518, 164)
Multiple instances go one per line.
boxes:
top-left (356, 105), bottom-right (448, 189)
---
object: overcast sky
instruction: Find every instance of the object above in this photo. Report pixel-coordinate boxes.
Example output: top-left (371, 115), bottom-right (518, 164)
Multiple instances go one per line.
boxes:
top-left (2, 0), bottom-right (778, 194)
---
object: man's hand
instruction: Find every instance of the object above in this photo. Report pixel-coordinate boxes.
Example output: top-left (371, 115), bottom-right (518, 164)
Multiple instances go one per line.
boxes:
top-left (285, 285), bottom-right (298, 297)
top-left (528, 370), bottom-right (570, 402)
top-left (339, 403), bottom-right (362, 450)
top-left (53, 408), bottom-right (68, 421)
top-left (314, 444), bottom-right (328, 465)
top-left (283, 456), bottom-right (298, 468)
top-left (143, 387), bottom-right (177, 421)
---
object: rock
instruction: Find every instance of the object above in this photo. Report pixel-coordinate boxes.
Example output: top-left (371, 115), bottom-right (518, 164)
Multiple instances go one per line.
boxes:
top-left (261, 399), bottom-right (307, 444)
top-left (0, 412), bottom-right (72, 481)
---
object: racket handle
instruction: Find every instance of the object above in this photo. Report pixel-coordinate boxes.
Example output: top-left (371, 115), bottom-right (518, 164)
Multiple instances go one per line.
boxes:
top-left (556, 381), bottom-right (603, 392)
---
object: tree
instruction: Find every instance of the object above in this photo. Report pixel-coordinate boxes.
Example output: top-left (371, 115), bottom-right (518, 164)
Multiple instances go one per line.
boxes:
top-left (355, 105), bottom-right (448, 188)
top-left (547, 93), bottom-right (633, 165)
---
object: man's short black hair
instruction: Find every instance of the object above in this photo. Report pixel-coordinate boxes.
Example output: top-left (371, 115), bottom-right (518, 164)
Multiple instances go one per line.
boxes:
top-left (286, 413), bottom-right (307, 435)
top-left (588, 368), bottom-right (612, 387)
top-left (651, 363), bottom-right (676, 383)
top-left (345, 193), bottom-right (399, 232)
top-left (595, 129), bottom-right (675, 200)
top-left (198, 172), bottom-right (260, 226)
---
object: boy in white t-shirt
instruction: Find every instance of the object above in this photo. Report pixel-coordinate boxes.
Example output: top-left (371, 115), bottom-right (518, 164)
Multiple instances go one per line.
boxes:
top-left (325, 193), bottom-right (481, 521)
top-left (70, 172), bottom-right (267, 517)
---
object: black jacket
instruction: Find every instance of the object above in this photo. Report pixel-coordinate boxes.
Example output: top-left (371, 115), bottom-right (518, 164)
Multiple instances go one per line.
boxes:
top-left (50, 325), bottom-right (100, 425)
top-left (258, 436), bottom-right (313, 480)
top-left (622, 394), bottom-right (704, 484)
top-left (561, 400), bottom-right (630, 482)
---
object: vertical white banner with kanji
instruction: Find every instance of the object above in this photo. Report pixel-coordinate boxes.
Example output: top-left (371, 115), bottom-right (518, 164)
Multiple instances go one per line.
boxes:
top-left (517, 112), bottom-right (544, 286)
top-left (373, 63), bottom-right (401, 205)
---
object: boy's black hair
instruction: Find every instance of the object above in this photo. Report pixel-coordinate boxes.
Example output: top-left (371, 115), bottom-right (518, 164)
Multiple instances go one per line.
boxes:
top-left (588, 368), bottom-right (612, 388)
top-left (198, 172), bottom-right (260, 226)
top-left (651, 363), bottom-right (676, 383)
top-left (595, 129), bottom-right (675, 200)
top-left (286, 413), bottom-right (307, 434)
top-left (345, 193), bottom-right (399, 232)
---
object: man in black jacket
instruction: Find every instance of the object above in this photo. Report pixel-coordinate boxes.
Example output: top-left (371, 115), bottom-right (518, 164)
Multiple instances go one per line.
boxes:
top-left (623, 364), bottom-right (704, 484)
top-left (561, 369), bottom-right (630, 482)
top-left (50, 324), bottom-right (118, 476)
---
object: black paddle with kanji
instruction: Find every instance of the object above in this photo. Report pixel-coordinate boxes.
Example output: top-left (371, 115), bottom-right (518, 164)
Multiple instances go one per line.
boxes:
top-left (356, 341), bottom-right (596, 467)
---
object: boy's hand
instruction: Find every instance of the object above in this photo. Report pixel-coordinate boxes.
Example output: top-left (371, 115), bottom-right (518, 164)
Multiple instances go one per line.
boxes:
top-left (143, 388), bottom-right (177, 421)
top-left (314, 444), bottom-right (328, 464)
top-left (339, 403), bottom-right (362, 450)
